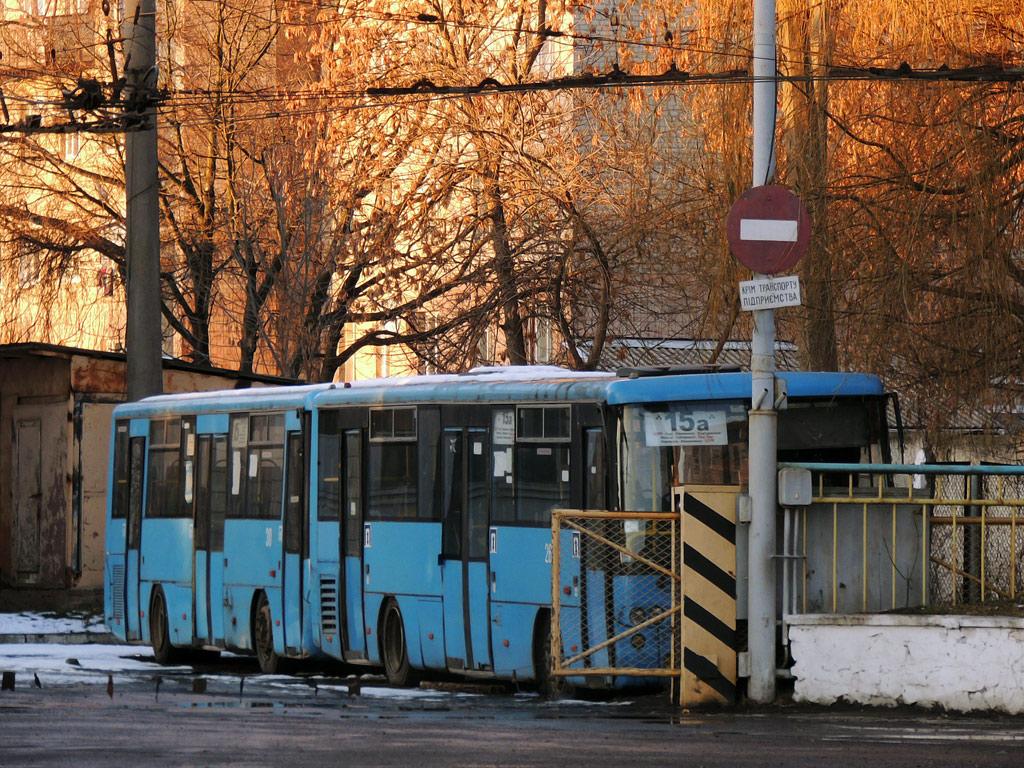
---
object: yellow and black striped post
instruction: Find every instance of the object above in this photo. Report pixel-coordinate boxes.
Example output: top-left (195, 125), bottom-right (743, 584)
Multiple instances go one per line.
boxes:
top-left (678, 485), bottom-right (739, 707)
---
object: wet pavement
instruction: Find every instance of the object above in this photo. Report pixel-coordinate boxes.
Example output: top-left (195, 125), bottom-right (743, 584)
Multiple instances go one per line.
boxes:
top-left (2, 647), bottom-right (1024, 767)
top-left (2, 617), bottom-right (1023, 768)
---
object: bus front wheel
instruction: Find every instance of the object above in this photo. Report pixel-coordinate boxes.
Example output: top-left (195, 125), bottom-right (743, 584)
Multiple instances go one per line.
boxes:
top-left (149, 586), bottom-right (179, 665)
top-left (254, 592), bottom-right (280, 675)
top-left (534, 611), bottom-right (571, 699)
top-left (381, 600), bottom-right (416, 687)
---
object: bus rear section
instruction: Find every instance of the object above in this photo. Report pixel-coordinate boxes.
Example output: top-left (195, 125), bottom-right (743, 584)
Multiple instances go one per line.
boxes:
top-left (104, 398), bottom-right (316, 672)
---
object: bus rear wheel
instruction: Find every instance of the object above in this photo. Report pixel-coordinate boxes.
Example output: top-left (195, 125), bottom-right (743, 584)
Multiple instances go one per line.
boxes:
top-left (149, 586), bottom-right (179, 665)
top-left (254, 592), bottom-right (280, 675)
top-left (381, 600), bottom-right (416, 687)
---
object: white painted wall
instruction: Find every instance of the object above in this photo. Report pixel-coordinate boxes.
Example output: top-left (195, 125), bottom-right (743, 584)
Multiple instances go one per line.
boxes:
top-left (788, 614), bottom-right (1024, 714)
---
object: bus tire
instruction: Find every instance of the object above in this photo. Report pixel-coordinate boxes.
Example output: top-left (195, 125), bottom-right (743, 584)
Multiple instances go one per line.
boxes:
top-left (253, 592), bottom-right (280, 675)
top-left (380, 599), bottom-right (416, 687)
top-left (534, 611), bottom-right (571, 699)
top-left (149, 586), bottom-right (179, 665)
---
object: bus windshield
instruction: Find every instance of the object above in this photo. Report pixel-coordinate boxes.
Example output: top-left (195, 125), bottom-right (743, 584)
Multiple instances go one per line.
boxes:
top-left (619, 396), bottom-right (890, 512)
top-left (620, 401), bottom-right (749, 512)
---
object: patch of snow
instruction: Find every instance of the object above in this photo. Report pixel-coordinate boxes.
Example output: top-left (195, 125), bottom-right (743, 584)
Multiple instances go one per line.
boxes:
top-left (0, 612), bottom-right (106, 635)
top-left (542, 698), bottom-right (634, 706)
top-left (0, 642), bottom-right (175, 685)
top-left (353, 685), bottom-right (460, 700)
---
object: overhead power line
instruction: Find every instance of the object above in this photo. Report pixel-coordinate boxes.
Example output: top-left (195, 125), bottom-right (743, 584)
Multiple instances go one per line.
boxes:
top-left (1, 61), bottom-right (1021, 136)
top-left (361, 63), bottom-right (1024, 98)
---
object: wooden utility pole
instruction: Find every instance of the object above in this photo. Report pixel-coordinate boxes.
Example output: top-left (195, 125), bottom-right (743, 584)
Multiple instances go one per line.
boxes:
top-left (124, 0), bottom-right (163, 400)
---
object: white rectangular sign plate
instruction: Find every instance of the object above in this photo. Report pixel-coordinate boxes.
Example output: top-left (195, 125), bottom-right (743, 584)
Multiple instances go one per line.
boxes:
top-left (740, 275), bottom-right (802, 311)
top-left (740, 218), bottom-right (799, 242)
top-left (643, 410), bottom-right (728, 447)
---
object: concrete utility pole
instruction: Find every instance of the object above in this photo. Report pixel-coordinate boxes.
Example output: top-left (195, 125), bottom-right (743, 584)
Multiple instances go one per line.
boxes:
top-left (748, 0), bottom-right (779, 704)
top-left (123, 0), bottom-right (163, 401)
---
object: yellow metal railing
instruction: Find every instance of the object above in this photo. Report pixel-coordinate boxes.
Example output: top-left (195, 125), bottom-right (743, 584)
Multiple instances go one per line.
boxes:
top-left (781, 463), bottom-right (1024, 613)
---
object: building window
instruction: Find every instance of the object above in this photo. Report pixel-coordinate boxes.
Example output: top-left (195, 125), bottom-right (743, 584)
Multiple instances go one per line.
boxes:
top-left (477, 324), bottom-right (496, 365)
top-left (19, 246), bottom-right (41, 287)
top-left (64, 131), bottom-right (81, 160)
top-left (531, 316), bottom-right (555, 364)
top-left (340, 325), bottom-right (356, 382)
top-left (97, 266), bottom-right (116, 296)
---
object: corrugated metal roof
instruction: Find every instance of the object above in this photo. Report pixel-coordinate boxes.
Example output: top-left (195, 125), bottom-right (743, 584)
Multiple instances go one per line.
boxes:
top-left (579, 338), bottom-right (800, 373)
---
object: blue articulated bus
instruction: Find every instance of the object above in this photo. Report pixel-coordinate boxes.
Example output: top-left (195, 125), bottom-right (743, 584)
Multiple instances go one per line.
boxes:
top-left (104, 366), bottom-right (890, 689)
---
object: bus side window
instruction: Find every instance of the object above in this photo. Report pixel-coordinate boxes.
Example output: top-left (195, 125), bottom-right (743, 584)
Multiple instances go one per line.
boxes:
top-left (210, 437), bottom-right (227, 551)
top-left (146, 418), bottom-right (186, 518)
top-left (228, 415), bottom-right (247, 517)
top-left (111, 422), bottom-right (130, 519)
top-left (367, 407), bottom-right (418, 520)
top-left (515, 444), bottom-right (570, 524)
top-left (515, 406), bottom-right (570, 525)
top-left (584, 428), bottom-right (606, 511)
top-left (343, 430), bottom-right (362, 557)
top-left (317, 411), bottom-right (341, 522)
top-left (128, 437), bottom-right (145, 548)
top-left (490, 410), bottom-right (515, 524)
top-left (247, 414), bottom-right (285, 519)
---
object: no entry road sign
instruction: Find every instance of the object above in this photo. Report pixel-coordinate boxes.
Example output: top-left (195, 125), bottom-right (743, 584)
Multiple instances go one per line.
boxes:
top-left (726, 185), bottom-right (810, 275)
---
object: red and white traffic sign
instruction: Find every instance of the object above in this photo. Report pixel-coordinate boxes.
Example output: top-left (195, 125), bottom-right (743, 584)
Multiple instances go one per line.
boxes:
top-left (726, 185), bottom-right (810, 275)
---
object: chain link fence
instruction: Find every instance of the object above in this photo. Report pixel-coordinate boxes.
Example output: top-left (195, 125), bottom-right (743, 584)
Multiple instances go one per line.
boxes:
top-left (927, 472), bottom-right (1024, 605)
top-left (550, 511), bottom-right (680, 679)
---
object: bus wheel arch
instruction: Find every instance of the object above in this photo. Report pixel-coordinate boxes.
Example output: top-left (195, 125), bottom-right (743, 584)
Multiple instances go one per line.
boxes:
top-left (379, 597), bottom-right (417, 687)
top-left (149, 585), bottom-right (179, 665)
top-left (252, 590), bottom-right (281, 675)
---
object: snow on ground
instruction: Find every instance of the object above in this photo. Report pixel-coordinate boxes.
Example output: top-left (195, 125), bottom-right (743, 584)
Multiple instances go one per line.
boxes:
top-left (0, 611), bottom-right (107, 635)
top-left (0, 614), bottom-right (635, 704)
top-left (0, 642), bottom-right (171, 685)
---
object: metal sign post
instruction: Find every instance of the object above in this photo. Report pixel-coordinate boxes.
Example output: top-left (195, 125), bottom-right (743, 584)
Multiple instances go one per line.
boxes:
top-left (728, 0), bottom-right (813, 703)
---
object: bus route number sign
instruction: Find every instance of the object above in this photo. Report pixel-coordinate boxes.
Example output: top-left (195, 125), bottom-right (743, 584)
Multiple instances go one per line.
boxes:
top-left (644, 410), bottom-right (727, 447)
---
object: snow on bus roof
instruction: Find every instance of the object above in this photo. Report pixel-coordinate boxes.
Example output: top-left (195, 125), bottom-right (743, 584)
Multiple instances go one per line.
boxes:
top-left (134, 382), bottom-right (331, 403)
top-left (133, 366), bottom-right (612, 404)
top-left (343, 365), bottom-right (612, 389)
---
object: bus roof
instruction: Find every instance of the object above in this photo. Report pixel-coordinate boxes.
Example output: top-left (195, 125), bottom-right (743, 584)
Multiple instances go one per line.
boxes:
top-left (111, 366), bottom-right (885, 418)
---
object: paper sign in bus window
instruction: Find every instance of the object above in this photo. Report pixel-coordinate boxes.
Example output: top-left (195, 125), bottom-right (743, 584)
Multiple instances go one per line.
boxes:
top-left (231, 450), bottom-right (242, 495)
top-left (493, 410), bottom-right (515, 445)
top-left (643, 410), bottom-right (728, 447)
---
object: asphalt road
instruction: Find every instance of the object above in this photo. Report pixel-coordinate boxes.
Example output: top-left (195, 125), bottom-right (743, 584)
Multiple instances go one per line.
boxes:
top-left (3, 661), bottom-right (1024, 768)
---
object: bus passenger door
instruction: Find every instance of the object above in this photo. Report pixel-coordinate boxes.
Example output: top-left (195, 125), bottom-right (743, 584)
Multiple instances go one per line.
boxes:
top-left (193, 435), bottom-right (212, 644)
top-left (582, 426), bottom-right (612, 667)
top-left (341, 429), bottom-right (366, 661)
top-left (283, 431), bottom-right (305, 653)
top-left (192, 431), bottom-right (229, 647)
top-left (125, 433), bottom-right (146, 642)
top-left (206, 436), bottom-right (228, 644)
top-left (440, 428), bottom-right (492, 672)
